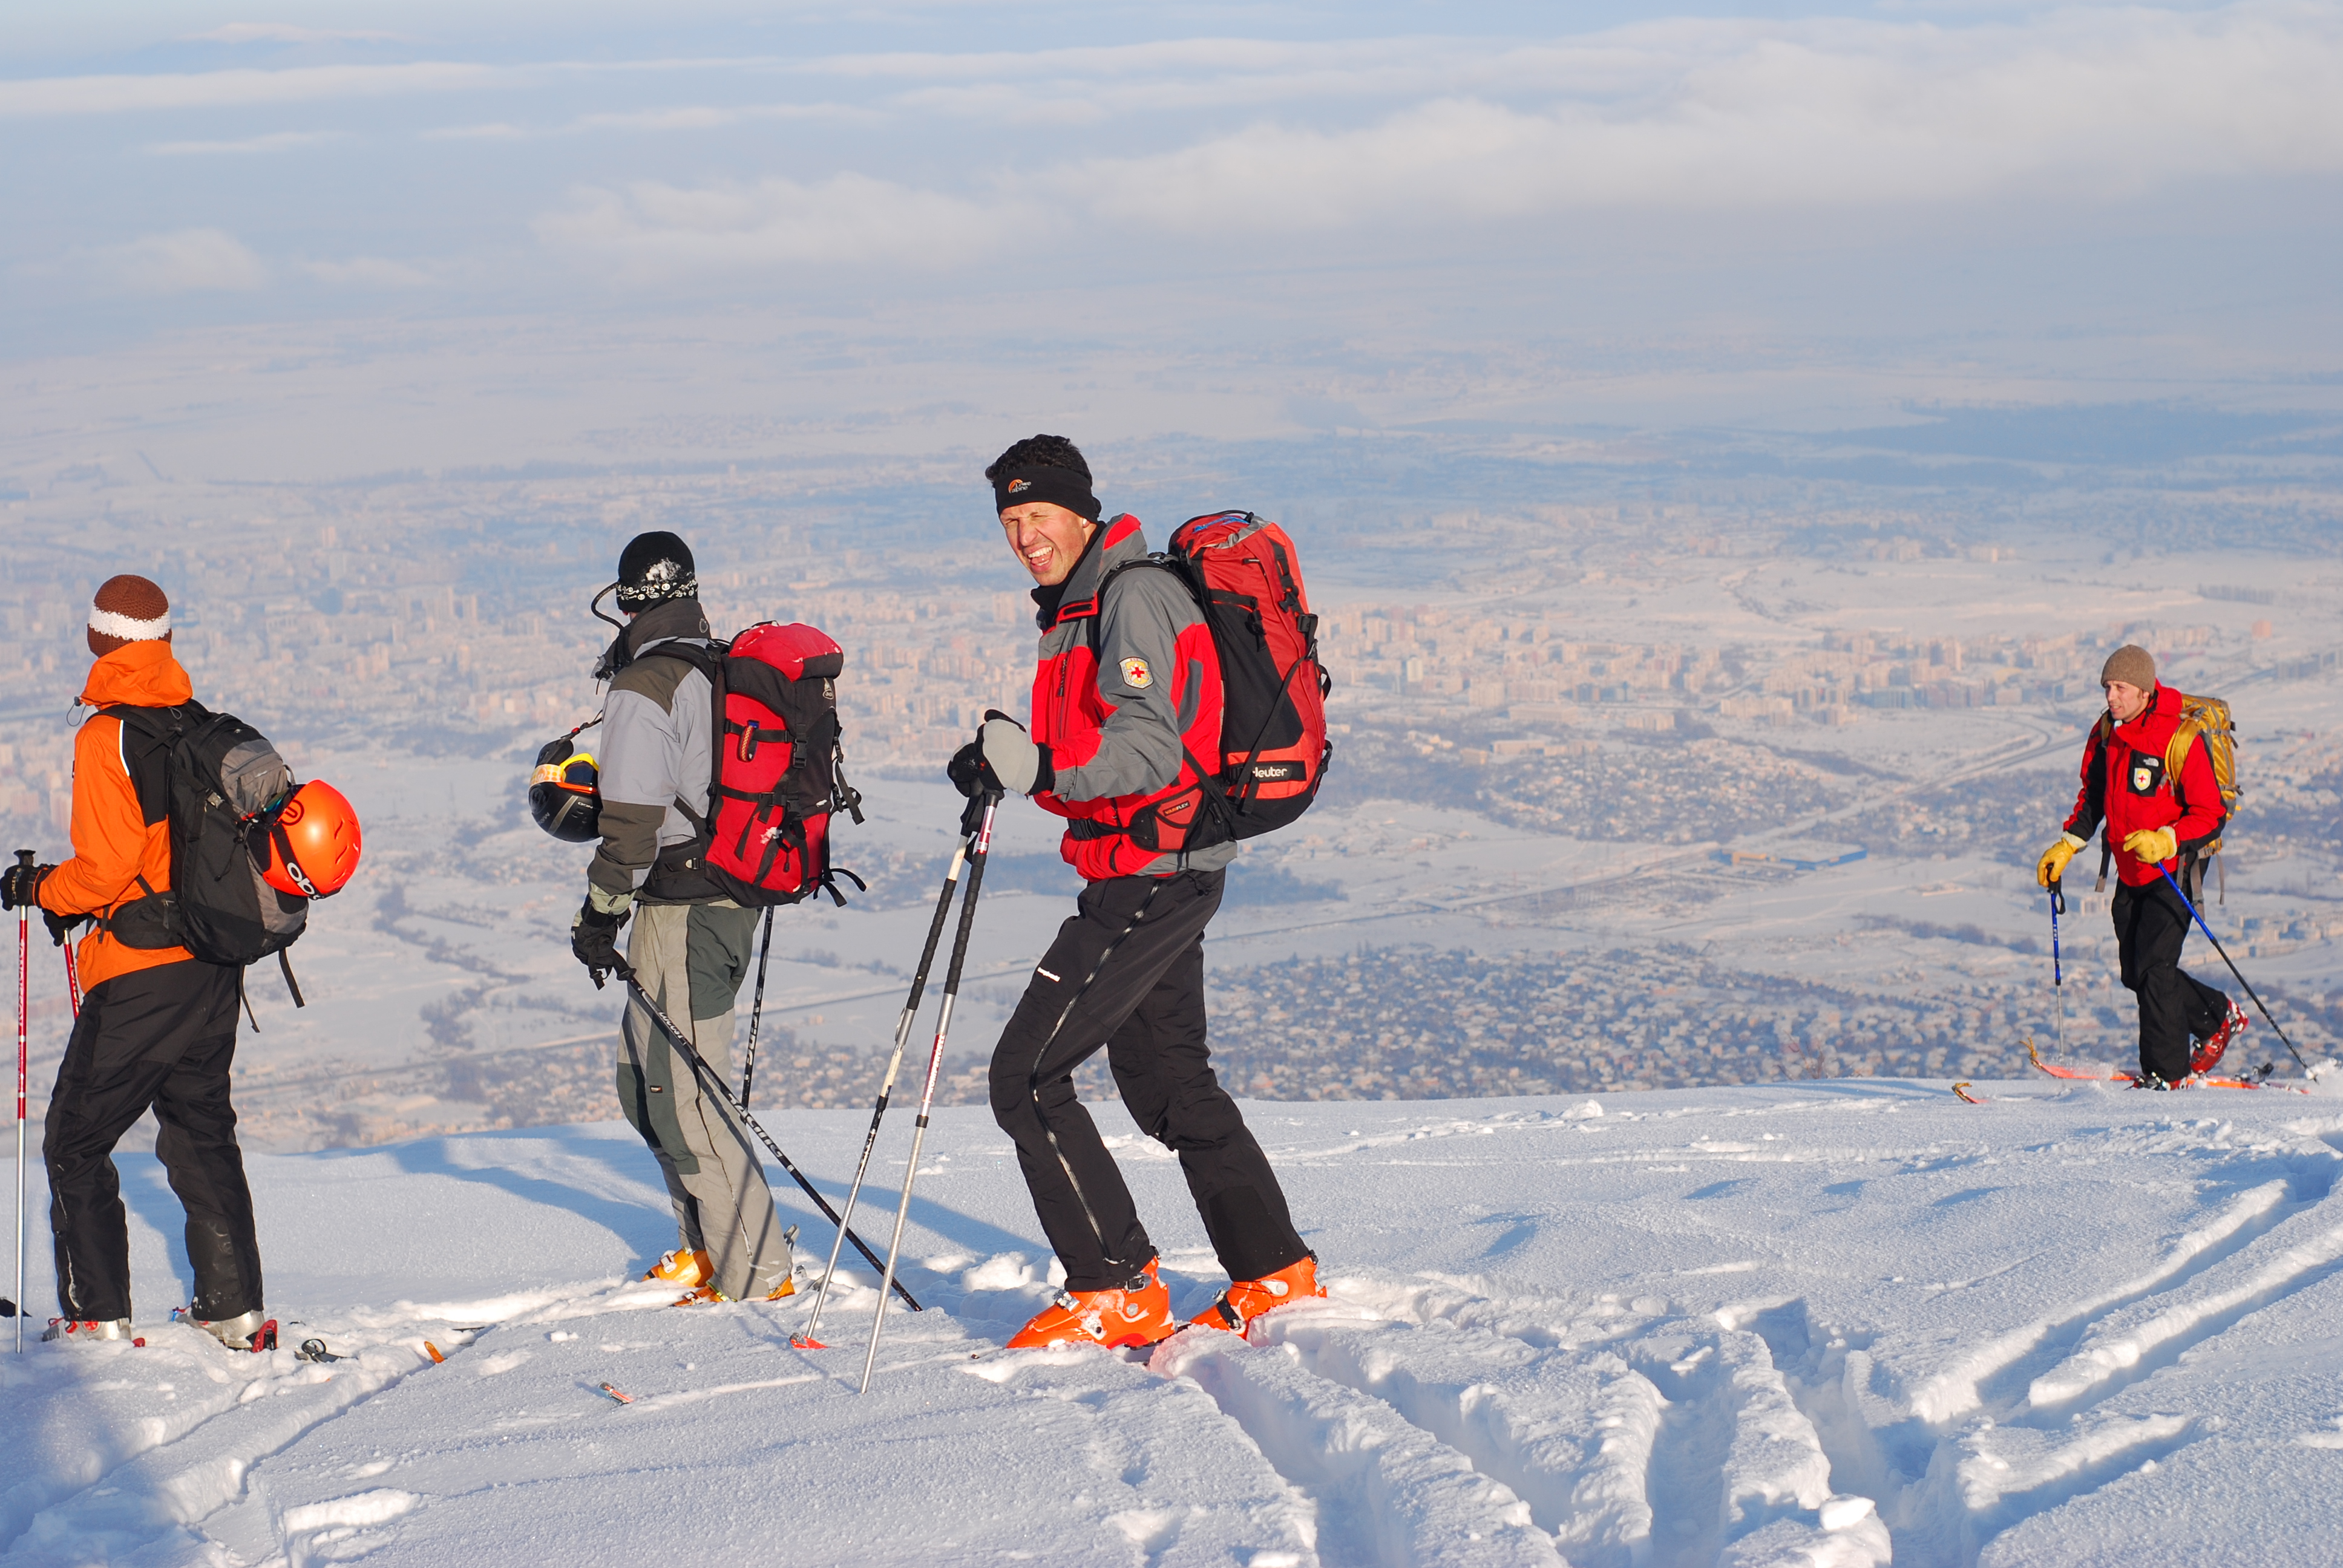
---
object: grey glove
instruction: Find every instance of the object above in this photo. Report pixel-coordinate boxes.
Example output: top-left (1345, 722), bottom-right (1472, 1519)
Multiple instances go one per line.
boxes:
top-left (979, 711), bottom-right (1053, 796)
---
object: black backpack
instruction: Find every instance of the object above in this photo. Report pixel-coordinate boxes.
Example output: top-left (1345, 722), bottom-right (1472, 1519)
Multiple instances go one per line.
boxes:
top-left (106, 701), bottom-right (310, 998)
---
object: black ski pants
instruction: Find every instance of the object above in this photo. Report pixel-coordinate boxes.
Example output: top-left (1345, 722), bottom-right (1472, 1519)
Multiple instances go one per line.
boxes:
top-left (44, 958), bottom-right (260, 1323)
top-left (989, 868), bottom-right (1306, 1293)
top-left (2112, 876), bottom-right (2229, 1083)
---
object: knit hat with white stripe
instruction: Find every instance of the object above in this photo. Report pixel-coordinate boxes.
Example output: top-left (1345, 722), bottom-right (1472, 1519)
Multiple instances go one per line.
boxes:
top-left (87, 574), bottom-right (172, 657)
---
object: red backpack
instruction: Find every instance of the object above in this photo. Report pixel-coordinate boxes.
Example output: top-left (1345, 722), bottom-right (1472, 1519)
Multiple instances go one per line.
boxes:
top-left (1157, 511), bottom-right (1332, 840)
top-left (672, 622), bottom-right (865, 906)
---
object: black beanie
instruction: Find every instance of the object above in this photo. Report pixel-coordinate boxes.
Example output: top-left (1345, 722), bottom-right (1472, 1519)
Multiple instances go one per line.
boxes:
top-left (616, 531), bottom-right (697, 610)
top-left (991, 466), bottom-right (1101, 522)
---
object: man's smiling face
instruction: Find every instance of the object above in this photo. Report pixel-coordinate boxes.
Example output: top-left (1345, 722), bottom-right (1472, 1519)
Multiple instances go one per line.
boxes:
top-left (1001, 501), bottom-right (1098, 587)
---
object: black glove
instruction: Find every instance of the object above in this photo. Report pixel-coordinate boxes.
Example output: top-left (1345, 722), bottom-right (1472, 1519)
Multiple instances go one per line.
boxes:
top-left (571, 901), bottom-right (628, 989)
top-left (946, 738), bottom-right (1000, 800)
top-left (1, 860), bottom-right (51, 911)
top-left (44, 909), bottom-right (86, 948)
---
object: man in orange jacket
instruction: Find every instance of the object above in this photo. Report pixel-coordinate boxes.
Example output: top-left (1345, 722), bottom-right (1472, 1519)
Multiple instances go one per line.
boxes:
top-left (0, 575), bottom-right (266, 1347)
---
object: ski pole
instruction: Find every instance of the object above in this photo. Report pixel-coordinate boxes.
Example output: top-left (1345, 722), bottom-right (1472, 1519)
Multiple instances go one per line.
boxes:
top-left (612, 962), bottom-right (920, 1310)
top-left (739, 908), bottom-right (773, 1108)
top-left (794, 834), bottom-right (968, 1350)
top-left (2048, 882), bottom-right (2065, 1056)
top-left (15, 849), bottom-right (31, 1355)
top-left (2157, 864), bottom-right (2309, 1073)
top-left (62, 941), bottom-right (80, 1021)
top-left (860, 792), bottom-right (999, 1394)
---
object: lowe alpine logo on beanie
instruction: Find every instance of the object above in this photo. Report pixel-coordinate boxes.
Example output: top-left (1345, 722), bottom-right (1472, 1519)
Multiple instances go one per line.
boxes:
top-left (991, 466), bottom-right (1101, 523)
top-left (87, 573), bottom-right (172, 657)
top-left (2099, 643), bottom-right (2156, 692)
top-left (615, 530), bottom-right (698, 611)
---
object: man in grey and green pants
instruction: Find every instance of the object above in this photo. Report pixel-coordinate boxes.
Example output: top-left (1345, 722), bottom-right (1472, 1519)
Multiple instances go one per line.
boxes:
top-left (570, 530), bottom-right (796, 1304)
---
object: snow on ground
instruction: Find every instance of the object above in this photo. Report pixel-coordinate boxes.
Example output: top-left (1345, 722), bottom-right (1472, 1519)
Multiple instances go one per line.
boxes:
top-left (6, 1080), bottom-right (2343, 1566)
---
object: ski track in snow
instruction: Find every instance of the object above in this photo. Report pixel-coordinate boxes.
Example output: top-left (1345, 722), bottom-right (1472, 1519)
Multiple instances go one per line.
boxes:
top-left (4, 1088), bottom-right (2342, 1565)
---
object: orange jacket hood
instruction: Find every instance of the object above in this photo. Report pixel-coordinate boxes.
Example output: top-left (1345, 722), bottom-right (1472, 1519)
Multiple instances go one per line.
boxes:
top-left (79, 639), bottom-right (194, 710)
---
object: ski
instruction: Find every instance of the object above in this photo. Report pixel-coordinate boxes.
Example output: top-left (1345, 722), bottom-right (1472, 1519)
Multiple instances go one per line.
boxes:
top-left (2024, 1038), bottom-right (2309, 1093)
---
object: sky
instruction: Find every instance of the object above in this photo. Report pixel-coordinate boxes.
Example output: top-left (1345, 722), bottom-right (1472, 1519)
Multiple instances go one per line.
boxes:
top-left (4, 1), bottom-right (2341, 478)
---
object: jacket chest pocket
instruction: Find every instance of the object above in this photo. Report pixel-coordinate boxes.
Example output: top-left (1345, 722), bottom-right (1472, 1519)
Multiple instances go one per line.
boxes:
top-left (2125, 751), bottom-right (2166, 797)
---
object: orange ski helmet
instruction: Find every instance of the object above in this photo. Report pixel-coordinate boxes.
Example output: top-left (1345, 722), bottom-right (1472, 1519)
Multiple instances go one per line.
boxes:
top-left (257, 779), bottom-right (363, 897)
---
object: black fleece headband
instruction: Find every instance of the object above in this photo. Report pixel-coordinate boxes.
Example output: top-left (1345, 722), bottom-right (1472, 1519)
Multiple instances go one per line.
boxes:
top-left (992, 466), bottom-right (1101, 522)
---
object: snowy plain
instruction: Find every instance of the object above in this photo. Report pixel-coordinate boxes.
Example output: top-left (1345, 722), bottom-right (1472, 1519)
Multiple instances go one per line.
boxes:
top-left (7, 1079), bottom-right (2343, 1567)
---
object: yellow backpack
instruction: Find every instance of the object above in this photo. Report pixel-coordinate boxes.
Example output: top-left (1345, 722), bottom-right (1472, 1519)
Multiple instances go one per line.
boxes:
top-left (2092, 691), bottom-right (2238, 889)
top-left (2163, 693), bottom-right (2238, 857)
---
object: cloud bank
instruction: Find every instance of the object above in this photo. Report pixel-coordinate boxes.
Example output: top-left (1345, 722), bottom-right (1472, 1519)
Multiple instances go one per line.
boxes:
top-left (536, 5), bottom-right (2343, 274)
top-left (97, 228), bottom-right (268, 292)
top-left (537, 174), bottom-right (1004, 273)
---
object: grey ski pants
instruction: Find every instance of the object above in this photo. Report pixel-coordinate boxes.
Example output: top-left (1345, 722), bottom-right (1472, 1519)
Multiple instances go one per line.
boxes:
top-left (617, 899), bottom-right (793, 1300)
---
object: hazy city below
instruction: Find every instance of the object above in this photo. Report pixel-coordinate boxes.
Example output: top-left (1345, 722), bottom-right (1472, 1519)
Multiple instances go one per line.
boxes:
top-left (5, 421), bottom-right (2338, 1150)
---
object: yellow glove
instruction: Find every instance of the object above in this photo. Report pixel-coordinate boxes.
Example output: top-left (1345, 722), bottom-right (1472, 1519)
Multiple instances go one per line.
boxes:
top-left (2036, 832), bottom-right (2085, 887)
top-left (2123, 826), bottom-right (2177, 866)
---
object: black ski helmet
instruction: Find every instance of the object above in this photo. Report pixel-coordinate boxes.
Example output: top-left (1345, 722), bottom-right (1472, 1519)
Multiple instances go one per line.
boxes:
top-left (528, 735), bottom-right (601, 842)
top-left (615, 531), bottom-right (697, 611)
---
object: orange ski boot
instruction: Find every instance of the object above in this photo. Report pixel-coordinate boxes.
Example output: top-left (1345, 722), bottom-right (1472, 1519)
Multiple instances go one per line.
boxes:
top-left (672, 1267), bottom-right (798, 1306)
top-left (1007, 1258), bottom-right (1177, 1350)
top-left (643, 1248), bottom-right (712, 1289)
top-left (1190, 1253), bottom-right (1325, 1339)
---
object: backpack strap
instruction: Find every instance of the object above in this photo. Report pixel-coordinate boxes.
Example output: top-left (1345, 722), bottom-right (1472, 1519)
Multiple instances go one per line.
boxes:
top-left (831, 746), bottom-right (866, 825)
top-left (92, 873), bottom-right (181, 950)
top-left (631, 641), bottom-right (726, 895)
top-left (99, 704), bottom-right (182, 826)
top-left (278, 948), bottom-right (306, 1008)
top-left (2163, 715), bottom-right (2206, 786)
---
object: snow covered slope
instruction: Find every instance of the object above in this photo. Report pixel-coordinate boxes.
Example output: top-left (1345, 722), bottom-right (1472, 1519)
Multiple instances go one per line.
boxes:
top-left (6, 1080), bottom-right (2342, 1566)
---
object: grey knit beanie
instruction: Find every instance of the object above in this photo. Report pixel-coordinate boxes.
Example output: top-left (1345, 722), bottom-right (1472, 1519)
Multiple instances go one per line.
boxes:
top-left (2100, 644), bottom-right (2156, 690)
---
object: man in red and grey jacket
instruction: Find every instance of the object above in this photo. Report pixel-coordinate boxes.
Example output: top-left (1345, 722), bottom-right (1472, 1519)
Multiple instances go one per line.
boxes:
top-left (950, 434), bottom-right (1320, 1351)
top-left (2036, 644), bottom-right (2246, 1085)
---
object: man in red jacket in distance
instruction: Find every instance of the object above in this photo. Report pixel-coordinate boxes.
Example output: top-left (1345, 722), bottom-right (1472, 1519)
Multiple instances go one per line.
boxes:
top-left (2036, 644), bottom-right (2246, 1086)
